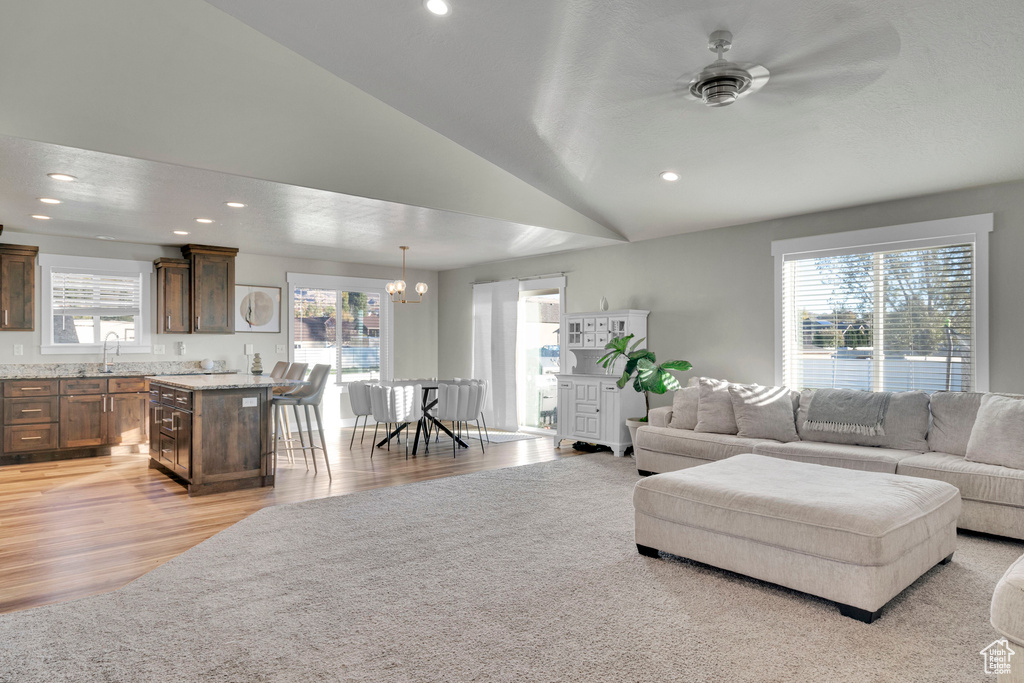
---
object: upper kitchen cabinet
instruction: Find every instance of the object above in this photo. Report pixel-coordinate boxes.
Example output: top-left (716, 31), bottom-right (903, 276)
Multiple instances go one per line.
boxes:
top-left (0, 243), bottom-right (39, 331)
top-left (154, 258), bottom-right (190, 334)
top-left (181, 244), bottom-right (238, 334)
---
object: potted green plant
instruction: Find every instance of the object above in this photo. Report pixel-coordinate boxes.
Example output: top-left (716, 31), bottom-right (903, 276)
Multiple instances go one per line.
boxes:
top-left (598, 334), bottom-right (692, 450)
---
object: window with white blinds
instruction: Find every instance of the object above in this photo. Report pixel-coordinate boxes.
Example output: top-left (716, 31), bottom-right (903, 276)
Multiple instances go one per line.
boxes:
top-left (40, 254), bottom-right (153, 354)
top-left (773, 215), bottom-right (992, 393)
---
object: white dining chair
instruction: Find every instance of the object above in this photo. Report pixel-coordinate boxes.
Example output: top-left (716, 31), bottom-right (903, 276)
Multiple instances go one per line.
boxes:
top-left (435, 382), bottom-right (484, 457)
top-left (347, 381), bottom-right (373, 449)
top-left (369, 383), bottom-right (423, 459)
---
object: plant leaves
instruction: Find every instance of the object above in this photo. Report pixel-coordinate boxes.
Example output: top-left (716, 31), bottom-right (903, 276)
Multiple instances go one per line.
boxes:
top-left (661, 360), bottom-right (692, 371)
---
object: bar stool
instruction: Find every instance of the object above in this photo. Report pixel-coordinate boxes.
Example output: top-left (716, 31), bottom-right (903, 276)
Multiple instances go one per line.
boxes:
top-left (273, 362), bottom-right (308, 462)
top-left (273, 364), bottom-right (332, 478)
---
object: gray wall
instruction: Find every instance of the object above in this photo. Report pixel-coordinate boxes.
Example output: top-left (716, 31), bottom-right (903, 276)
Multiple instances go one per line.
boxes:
top-left (438, 179), bottom-right (1024, 406)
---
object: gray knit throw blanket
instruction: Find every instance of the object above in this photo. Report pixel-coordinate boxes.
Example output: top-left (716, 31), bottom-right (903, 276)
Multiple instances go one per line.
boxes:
top-left (804, 388), bottom-right (891, 437)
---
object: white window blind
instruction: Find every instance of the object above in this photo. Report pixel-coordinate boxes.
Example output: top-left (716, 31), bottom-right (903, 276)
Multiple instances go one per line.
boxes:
top-left (781, 241), bottom-right (976, 393)
top-left (51, 270), bottom-right (143, 316)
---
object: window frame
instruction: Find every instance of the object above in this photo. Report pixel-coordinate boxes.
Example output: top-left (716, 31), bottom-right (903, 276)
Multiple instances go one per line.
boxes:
top-left (771, 214), bottom-right (992, 392)
top-left (286, 272), bottom-right (394, 387)
top-left (38, 254), bottom-right (154, 355)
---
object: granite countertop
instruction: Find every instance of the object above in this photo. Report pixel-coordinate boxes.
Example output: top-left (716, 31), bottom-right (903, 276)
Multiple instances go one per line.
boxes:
top-left (148, 375), bottom-right (308, 391)
top-left (0, 371), bottom-right (238, 381)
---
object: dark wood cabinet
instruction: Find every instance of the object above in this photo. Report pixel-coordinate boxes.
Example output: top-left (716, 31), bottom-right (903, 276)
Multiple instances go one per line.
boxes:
top-left (60, 395), bottom-right (106, 448)
top-left (0, 244), bottom-right (38, 331)
top-left (181, 244), bottom-right (238, 334)
top-left (108, 392), bottom-right (149, 445)
top-left (155, 258), bottom-right (191, 334)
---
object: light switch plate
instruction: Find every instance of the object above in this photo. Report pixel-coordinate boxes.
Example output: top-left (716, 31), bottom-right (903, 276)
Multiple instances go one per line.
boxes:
top-left (13, 344), bottom-right (23, 356)
top-left (276, 344), bottom-right (286, 354)
top-left (153, 344), bottom-right (166, 355)
top-left (242, 397), bottom-right (258, 407)
top-left (244, 343), bottom-right (254, 355)
top-left (177, 341), bottom-right (186, 355)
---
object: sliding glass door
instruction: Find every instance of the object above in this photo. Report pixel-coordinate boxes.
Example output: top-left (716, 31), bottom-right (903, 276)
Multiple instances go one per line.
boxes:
top-left (516, 289), bottom-right (561, 432)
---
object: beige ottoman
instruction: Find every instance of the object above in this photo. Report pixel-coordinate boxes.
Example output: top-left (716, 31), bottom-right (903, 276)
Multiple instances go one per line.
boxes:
top-left (634, 453), bottom-right (961, 623)
top-left (992, 554), bottom-right (1024, 682)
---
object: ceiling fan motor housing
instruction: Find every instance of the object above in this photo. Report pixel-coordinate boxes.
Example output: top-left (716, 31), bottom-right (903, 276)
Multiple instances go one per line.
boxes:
top-left (687, 30), bottom-right (769, 107)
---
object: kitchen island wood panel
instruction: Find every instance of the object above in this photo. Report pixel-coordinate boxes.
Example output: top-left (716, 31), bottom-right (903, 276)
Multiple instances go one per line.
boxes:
top-left (146, 374), bottom-right (305, 496)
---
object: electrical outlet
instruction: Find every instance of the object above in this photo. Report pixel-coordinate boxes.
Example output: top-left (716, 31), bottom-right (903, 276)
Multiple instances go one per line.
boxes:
top-left (276, 344), bottom-right (286, 354)
top-left (244, 343), bottom-right (254, 355)
top-left (153, 344), bottom-right (166, 355)
top-left (242, 397), bottom-right (258, 408)
top-left (177, 341), bottom-right (187, 355)
top-left (13, 344), bottom-right (23, 356)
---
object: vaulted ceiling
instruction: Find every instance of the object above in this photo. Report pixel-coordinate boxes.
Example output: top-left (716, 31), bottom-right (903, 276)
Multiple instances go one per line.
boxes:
top-left (1, 0), bottom-right (1023, 267)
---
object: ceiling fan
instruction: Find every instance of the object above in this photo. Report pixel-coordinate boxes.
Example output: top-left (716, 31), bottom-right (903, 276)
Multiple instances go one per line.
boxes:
top-left (686, 30), bottom-right (770, 107)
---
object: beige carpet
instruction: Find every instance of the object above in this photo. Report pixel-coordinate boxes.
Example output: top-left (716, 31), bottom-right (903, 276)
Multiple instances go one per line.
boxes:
top-left (0, 454), bottom-right (1020, 682)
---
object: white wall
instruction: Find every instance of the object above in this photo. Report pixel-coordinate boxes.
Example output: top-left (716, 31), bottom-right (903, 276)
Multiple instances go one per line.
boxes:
top-left (0, 232), bottom-right (438, 404)
top-left (437, 179), bottom-right (1024, 404)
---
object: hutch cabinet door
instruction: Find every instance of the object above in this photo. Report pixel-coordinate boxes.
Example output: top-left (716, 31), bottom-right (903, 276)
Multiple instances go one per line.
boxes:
top-left (192, 253), bottom-right (235, 334)
top-left (156, 259), bottom-right (191, 334)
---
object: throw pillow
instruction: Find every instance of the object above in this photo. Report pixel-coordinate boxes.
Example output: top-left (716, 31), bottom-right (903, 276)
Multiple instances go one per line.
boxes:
top-left (728, 384), bottom-right (799, 442)
top-left (693, 378), bottom-right (738, 435)
top-left (797, 389), bottom-right (930, 452)
top-left (668, 385), bottom-right (699, 430)
top-left (965, 395), bottom-right (1024, 469)
top-left (927, 391), bottom-right (985, 456)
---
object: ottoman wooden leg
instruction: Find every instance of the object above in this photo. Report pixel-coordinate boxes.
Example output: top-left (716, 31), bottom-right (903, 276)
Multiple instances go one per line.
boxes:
top-left (939, 553), bottom-right (954, 565)
top-left (637, 470), bottom-right (654, 477)
top-left (636, 543), bottom-right (660, 558)
top-left (838, 603), bottom-right (883, 624)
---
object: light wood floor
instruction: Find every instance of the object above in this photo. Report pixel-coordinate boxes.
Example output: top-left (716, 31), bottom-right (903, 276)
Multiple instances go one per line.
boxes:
top-left (0, 427), bottom-right (580, 614)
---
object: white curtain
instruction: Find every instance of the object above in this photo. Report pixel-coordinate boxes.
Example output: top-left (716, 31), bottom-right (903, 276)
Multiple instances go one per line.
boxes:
top-left (472, 279), bottom-right (519, 431)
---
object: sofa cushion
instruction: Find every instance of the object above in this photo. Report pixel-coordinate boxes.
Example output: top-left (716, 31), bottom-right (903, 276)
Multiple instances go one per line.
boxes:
top-left (752, 441), bottom-right (908, 474)
top-left (927, 391), bottom-right (984, 457)
top-left (694, 378), bottom-right (738, 435)
top-left (668, 385), bottom-right (699, 430)
top-left (992, 553), bottom-right (1024, 646)
top-left (634, 425), bottom-right (776, 463)
top-left (966, 394), bottom-right (1024, 469)
top-left (633, 453), bottom-right (961, 567)
top-left (897, 452), bottom-right (1024, 508)
top-left (728, 384), bottom-right (799, 442)
top-left (797, 389), bottom-right (930, 452)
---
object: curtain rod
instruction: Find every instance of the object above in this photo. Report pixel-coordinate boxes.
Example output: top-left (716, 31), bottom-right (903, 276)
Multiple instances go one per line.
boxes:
top-left (472, 272), bottom-right (566, 286)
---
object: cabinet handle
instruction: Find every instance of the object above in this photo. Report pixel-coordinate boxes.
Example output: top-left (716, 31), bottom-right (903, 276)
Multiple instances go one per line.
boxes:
top-left (196, 316), bottom-right (201, 331)
top-left (162, 417), bottom-right (173, 423)
top-left (167, 314), bottom-right (171, 329)
top-left (3, 310), bottom-right (7, 326)
top-left (20, 387), bottom-right (44, 392)
top-left (20, 408), bottom-right (42, 413)
top-left (21, 436), bottom-right (42, 441)
top-left (596, 409), bottom-right (600, 413)
top-left (161, 448), bottom-right (173, 454)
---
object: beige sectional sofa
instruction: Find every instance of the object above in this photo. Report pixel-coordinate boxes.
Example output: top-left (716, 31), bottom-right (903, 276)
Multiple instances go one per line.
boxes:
top-left (634, 383), bottom-right (1024, 540)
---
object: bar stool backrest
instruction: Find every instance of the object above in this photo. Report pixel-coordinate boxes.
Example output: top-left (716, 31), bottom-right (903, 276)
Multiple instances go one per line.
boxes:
top-left (284, 363), bottom-right (308, 381)
top-left (269, 361), bottom-right (289, 379)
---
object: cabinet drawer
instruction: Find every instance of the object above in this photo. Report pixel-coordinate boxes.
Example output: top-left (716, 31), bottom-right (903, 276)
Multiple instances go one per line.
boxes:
top-left (173, 390), bottom-right (193, 411)
top-left (5, 423), bottom-right (59, 452)
top-left (158, 434), bottom-right (175, 465)
top-left (108, 377), bottom-right (147, 393)
top-left (60, 378), bottom-right (106, 395)
top-left (157, 386), bottom-right (177, 405)
top-left (4, 379), bottom-right (59, 398)
top-left (4, 397), bottom-right (59, 425)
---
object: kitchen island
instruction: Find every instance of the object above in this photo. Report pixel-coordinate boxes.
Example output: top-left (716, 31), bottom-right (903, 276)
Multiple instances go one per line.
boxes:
top-left (147, 374), bottom-right (306, 496)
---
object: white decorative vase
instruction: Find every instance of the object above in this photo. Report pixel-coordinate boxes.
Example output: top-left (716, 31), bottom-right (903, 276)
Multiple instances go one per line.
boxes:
top-left (200, 358), bottom-right (215, 371)
top-left (599, 296), bottom-right (609, 311)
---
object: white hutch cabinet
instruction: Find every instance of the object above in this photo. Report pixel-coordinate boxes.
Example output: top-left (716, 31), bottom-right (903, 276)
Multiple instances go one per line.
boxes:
top-left (554, 309), bottom-right (649, 457)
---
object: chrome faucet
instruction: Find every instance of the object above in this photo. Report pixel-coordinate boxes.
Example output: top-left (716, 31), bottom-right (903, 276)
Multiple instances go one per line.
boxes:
top-left (101, 332), bottom-right (120, 373)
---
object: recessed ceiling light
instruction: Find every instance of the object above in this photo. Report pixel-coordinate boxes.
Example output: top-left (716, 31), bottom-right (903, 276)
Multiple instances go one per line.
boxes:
top-left (173, 230), bottom-right (190, 236)
top-left (47, 173), bottom-right (77, 182)
top-left (660, 171), bottom-right (680, 182)
top-left (225, 201), bottom-right (246, 208)
top-left (195, 218), bottom-right (214, 224)
top-left (31, 214), bottom-right (51, 220)
top-left (425, 0), bottom-right (450, 16)
top-left (38, 197), bottom-right (62, 204)
top-left (95, 235), bottom-right (115, 241)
